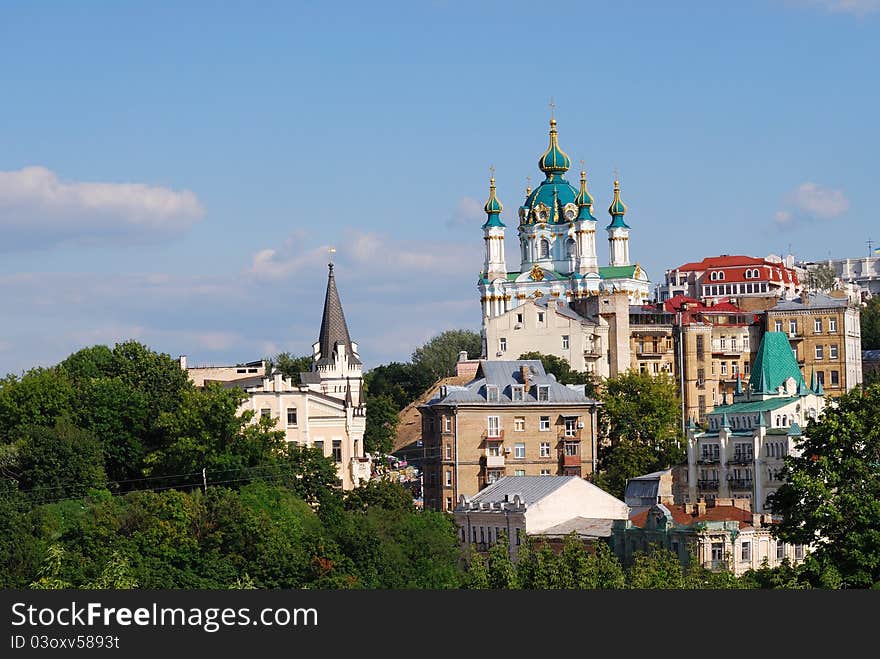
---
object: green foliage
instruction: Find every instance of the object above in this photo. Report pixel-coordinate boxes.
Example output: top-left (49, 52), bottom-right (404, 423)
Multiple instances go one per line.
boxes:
top-left (15, 419), bottom-right (107, 503)
top-left (486, 535), bottom-right (518, 589)
top-left (364, 362), bottom-right (434, 410)
top-left (862, 296), bottom-right (880, 350)
top-left (627, 546), bottom-right (690, 589)
top-left (363, 394), bottom-right (399, 455)
top-left (462, 546), bottom-right (489, 589)
top-left (768, 384), bottom-right (880, 588)
top-left (595, 371), bottom-right (685, 498)
top-left (518, 351), bottom-right (598, 394)
top-left (411, 329), bottom-right (482, 381)
top-left (344, 479), bottom-right (414, 512)
top-left (0, 367), bottom-right (76, 443)
top-left (266, 353), bottom-right (312, 385)
top-left (805, 264), bottom-right (837, 293)
top-left (29, 544), bottom-right (73, 589)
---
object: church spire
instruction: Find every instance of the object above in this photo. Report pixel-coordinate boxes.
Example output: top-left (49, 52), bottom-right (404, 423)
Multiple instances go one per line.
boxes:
top-left (315, 262), bottom-right (360, 367)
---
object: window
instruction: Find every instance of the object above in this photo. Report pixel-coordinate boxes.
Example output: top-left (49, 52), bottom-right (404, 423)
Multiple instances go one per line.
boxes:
top-left (486, 385), bottom-right (500, 402)
top-left (776, 541), bottom-right (785, 560)
top-left (564, 442), bottom-right (579, 456)
top-left (498, 338), bottom-right (507, 353)
top-left (487, 442), bottom-right (501, 457)
top-left (566, 238), bottom-right (576, 258)
top-left (514, 416), bottom-right (525, 432)
top-left (537, 312), bottom-right (545, 323)
top-left (829, 344), bottom-right (838, 359)
top-left (741, 542), bottom-right (751, 562)
top-left (817, 371), bottom-right (825, 386)
top-left (720, 337), bottom-right (727, 350)
top-left (721, 362), bottom-right (728, 376)
top-left (332, 440), bottom-right (342, 462)
top-left (445, 444), bottom-right (452, 459)
top-left (516, 313), bottom-right (523, 324)
top-left (539, 239), bottom-right (550, 259)
top-left (537, 385), bottom-right (549, 401)
top-left (829, 317), bottom-right (837, 332)
top-left (314, 440), bottom-right (324, 454)
top-left (487, 416), bottom-right (500, 437)
top-left (814, 318), bottom-right (822, 333)
top-left (445, 497), bottom-right (453, 512)
top-left (744, 361), bottom-right (750, 374)
top-left (564, 418), bottom-right (578, 436)
top-left (514, 443), bottom-right (525, 459)
top-left (775, 321), bottom-right (783, 332)
top-left (444, 416), bottom-right (452, 433)
top-left (286, 407), bottom-right (298, 427)
top-left (539, 416), bottom-right (551, 431)
top-left (696, 335), bottom-right (704, 358)
top-left (815, 345), bottom-right (823, 360)
top-left (539, 442), bottom-right (551, 457)
top-left (260, 408), bottom-right (271, 419)
top-left (540, 469), bottom-right (551, 476)
top-left (830, 370), bottom-right (839, 387)
top-left (445, 471), bottom-right (452, 487)
top-left (789, 320), bottom-right (797, 336)
top-left (562, 335), bottom-right (570, 350)
top-left (711, 543), bottom-right (724, 562)
top-left (794, 545), bottom-right (804, 560)
top-left (511, 385), bottom-right (525, 401)
top-left (697, 368), bottom-right (705, 386)
top-left (514, 469), bottom-right (526, 477)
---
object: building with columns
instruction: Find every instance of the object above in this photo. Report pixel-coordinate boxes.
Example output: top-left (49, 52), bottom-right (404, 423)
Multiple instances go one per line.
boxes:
top-left (183, 263), bottom-right (371, 490)
top-left (478, 119), bottom-right (651, 349)
top-left (684, 331), bottom-right (826, 513)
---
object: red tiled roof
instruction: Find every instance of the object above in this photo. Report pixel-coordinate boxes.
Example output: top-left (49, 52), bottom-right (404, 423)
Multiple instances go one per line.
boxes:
top-left (671, 256), bottom-right (799, 287)
top-left (676, 255), bottom-right (766, 271)
top-left (630, 504), bottom-right (754, 530)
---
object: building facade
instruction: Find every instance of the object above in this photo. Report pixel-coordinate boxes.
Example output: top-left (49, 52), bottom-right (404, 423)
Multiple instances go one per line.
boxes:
top-left (183, 264), bottom-right (371, 490)
top-left (657, 254), bottom-right (800, 305)
top-left (764, 292), bottom-right (863, 397)
top-left (685, 332), bottom-right (826, 513)
top-left (419, 360), bottom-right (601, 512)
top-left (455, 475), bottom-right (629, 560)
top-left (800, 254), bottom-right (880, 299)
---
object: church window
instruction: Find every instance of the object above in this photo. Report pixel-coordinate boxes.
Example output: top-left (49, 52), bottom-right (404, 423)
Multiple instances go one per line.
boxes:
top-left (537, 312), bottom-right (545, 323)
top-left (539, 239), bottom-right (550, 259)
top-left (566, 238), bottom-right (576, 259)
top-left (562, 335), bottom-right (569, 350)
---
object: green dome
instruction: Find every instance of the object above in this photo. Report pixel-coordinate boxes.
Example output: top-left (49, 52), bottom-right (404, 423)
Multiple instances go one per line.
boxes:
top-left (574, 169), bottom-right (596, 221)
top-left (607, 179), bottom-right (630, 229)
top-left (521, 178), bottom-right (578, 225)
top-left (538, 119), bottom-right (571, 178)
top-left (482, 177), bottom-right (505, 228)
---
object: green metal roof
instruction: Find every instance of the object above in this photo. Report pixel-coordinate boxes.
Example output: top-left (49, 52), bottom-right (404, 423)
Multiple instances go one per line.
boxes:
top-left (710, 396), bottom-right (799, 415)
top-left (748, 331), bottom-right (807, 394)
top-left (600, 265), bottom-right (638, 279)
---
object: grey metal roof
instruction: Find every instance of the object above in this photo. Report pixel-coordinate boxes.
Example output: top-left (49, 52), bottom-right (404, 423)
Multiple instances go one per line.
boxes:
top-left (425, 360), bottom-right (599, 406)
top-left (468, 475), bottom-right (575, 505)
top-left (534, 297), bottom-right (588, 322)
top-left (315, 263), bottom-right (361, 367)
top-left (298, 371), bottom-right (322, 384)
top-left (538, 517), bottom-right (616, 538)
top-left (863, 349), bottom-right (880, 362)
top-left (770, 293), bottom-right (850, 311)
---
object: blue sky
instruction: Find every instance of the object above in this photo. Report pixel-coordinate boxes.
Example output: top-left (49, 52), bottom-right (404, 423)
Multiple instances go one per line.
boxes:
top-left (1, 0), bottom-right (878, 375)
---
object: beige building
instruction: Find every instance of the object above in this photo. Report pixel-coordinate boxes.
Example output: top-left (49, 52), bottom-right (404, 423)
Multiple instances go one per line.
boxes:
top-left (685, 332), bottom-right (826, 513)
top-left (182, 264), bottom-right (371, 490)
top-left (613, 499), bottom-right (809, 576)
top-left (764, 292), bottom-right (862, 397)
top-left (455, 475), bottom-right (629, 560)
top-left (419, 360), bottom-right (601, 512)
top-left (628, 305), bottom-right (676, 377)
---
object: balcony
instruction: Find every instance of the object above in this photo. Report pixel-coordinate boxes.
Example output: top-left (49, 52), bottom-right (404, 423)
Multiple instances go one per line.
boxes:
top-left (697, 457), bottom-right (720, 465)
top-left (728, 478), bottom-right (753, 491)
top-left (697, 480), bottom-right (719, 491)
top-left (561, 453), bottom-right (581, 467)
top-left (584, 349), bottom-right (602, 359)
top-left (711, 342), bottom-right (745, 357)
top-left (485, 454), bottom-right (506, 468)
top-left (482, 430), bottom-right (504, 443)
top-left (727, 455), bottom-right (754, 465)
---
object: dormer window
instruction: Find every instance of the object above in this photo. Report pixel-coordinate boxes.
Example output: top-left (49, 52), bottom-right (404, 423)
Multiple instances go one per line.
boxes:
top-left (537, 385), bottom-right (550, 402)
top-left (486, 385), bottom-right (499, 403)
top-left (511, 385), bottom-right (525, 402)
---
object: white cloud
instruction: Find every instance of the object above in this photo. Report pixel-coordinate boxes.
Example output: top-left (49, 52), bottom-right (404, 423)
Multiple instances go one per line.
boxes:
top-left (782, 0), bottom-right (880, 15)
top-left (246, 245), bottom-right (330, 281)
top-left (446, 196), bottom-right (484, 228)
top-left (789, 182), bottom-right (850, 219)
top-left (0, 166), bottom-right (204, 248)
top-left (774, 210), bottom-right (793, 225)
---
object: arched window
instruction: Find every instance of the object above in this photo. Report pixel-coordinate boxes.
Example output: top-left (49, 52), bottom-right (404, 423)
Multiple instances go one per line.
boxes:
top-left (782, 415), bottom-right (787, 427)
top-left (522, 242), bottom-right (528, 263)
top-left (566, 238), bottom-right (576, 259)
top-left (539, 239), bottom-right (550, 260)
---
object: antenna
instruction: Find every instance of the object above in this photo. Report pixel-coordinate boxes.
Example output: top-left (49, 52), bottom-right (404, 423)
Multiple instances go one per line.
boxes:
top-left (328, 246), bottom-right (336, 266)
top-left (869, 238), bottom-right (874, 257)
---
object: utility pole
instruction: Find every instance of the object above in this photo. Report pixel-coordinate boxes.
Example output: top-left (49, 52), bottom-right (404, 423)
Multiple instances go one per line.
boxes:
top-left (202, 467), bottom-right (207, 494)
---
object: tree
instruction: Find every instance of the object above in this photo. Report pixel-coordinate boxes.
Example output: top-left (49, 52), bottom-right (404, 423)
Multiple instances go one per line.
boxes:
top-left (411, 329), bottom-right (482, 382)
top-left (364, 362), bottom-right (434, 410)
top-left (626, 547), bottom-right (689, 589)
top-left (768, 384), bottom-right (880, 588)
top-left (595, 371), bottom-right (685, 498)
top-left (486, 535), bottom-right (518, 589)
top-left (344, 479), bottom-right (413, 512)
top-left (363, 394), bottom-right (399, 455)
top-left (861, 296), bottom-right (880, 350)
top-left (518, 351), bottom-right (598, 393)
top-left (267, 353), bottom-right (313, 385)
top-left (15, 419), bottom-right (107, 502)
top-left (0, 368), bottom-right (76, 443)
top-left (805, 264), bottom-right (837, 293)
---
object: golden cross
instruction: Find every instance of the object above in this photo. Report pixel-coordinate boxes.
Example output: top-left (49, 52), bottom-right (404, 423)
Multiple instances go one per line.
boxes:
top-left (328, 246), bottom-right (336, 264)
top-left (489, 164), bottom-right (495, 180)
top-left (580, 159), bottom-right (585, 172)
top-left (549, 97), bottom-right (555, 119)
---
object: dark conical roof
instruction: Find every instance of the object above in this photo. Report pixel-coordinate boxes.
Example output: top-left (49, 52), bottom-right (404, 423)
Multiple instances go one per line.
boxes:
top-left (316, 263), bottom-right (360, 367)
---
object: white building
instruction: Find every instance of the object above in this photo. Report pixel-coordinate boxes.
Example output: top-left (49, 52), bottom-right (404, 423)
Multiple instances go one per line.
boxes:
top-left (183, 263), bottom-right (370, 490)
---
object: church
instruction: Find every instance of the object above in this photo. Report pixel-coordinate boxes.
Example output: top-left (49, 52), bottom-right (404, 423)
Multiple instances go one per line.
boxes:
top-left (479, 118), bottom-right (652, 375)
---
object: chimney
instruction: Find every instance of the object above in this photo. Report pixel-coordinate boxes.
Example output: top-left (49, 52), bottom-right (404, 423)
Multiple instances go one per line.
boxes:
top-left (274, 373), bottom-right (283, 391)
top-left (520, 364), bottom-right (530, 391)
top-left (458, 350), bottom-right (468, 362)
top-left (178, 355), bottom-right (187, 370)
top-left (696, 497), bottom-right (707, 516)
